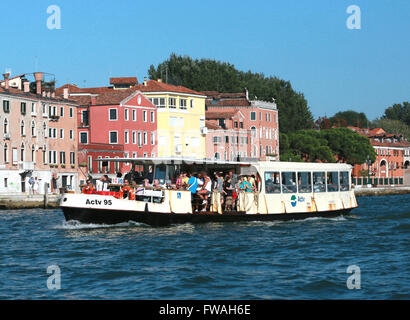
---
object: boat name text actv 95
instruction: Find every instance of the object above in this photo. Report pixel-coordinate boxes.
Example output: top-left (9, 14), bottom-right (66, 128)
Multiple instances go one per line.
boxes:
top-left (85, 199), bottom-right (112, 206)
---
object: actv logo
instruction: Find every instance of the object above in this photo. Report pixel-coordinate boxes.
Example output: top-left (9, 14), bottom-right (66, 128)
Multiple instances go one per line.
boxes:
top-left (290, 195), bottom-right (297, 207)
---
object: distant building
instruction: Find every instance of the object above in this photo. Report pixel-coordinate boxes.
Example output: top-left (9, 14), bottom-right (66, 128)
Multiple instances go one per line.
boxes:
top-left (205, 110), bottom-right (250, 161)
top-left (65, 89), bottom-right (157, 184)
top-left (58, 77), bottom-right (207, 160)
top-left (205, 91), bottom-right (279, 161)
top-left (0, 72), bottom-right (79, 194)
top-left (348, 126), bottom-right (410, 186)
top-left (134, 79), bottom-right (207, 159)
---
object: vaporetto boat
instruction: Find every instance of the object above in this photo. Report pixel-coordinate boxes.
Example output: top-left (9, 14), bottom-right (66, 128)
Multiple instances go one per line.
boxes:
top-left (60, 158), bottom-right (358, 226)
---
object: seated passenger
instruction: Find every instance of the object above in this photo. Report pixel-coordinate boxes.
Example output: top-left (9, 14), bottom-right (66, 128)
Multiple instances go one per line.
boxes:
top-left (82, 180), bottom-right (95, 194)
top-left (152, 179), bottom-right (163, 189)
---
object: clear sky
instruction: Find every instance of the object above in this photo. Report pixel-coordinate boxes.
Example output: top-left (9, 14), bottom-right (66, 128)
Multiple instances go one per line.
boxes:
top-left (1, 0), bottom-right (409, 120)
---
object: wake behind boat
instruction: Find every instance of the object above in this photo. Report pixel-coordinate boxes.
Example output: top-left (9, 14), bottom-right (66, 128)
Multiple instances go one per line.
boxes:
top-left (60, 158), bottom-right (358, 226)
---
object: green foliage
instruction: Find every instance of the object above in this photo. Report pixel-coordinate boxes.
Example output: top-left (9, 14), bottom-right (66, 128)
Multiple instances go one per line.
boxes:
top-left (330, 110), bottom-right (370, 128)
top-left (148, 53), bottom-right (314, 133)
top-left (382, 102), bottom-right (410, 126)
top-left (280, 128), bottom-right (376, 165)
top-left (372, 118), bottom-right (410, 140)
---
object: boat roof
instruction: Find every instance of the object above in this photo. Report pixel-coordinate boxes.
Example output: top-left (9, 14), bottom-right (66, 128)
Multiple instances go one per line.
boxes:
top-left (95, 157), bottom-right (254, 166)
top-left (95, 157), bottom-right (353, 170)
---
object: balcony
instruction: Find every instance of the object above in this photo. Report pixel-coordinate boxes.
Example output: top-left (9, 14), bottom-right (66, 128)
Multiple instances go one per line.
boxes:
top-left (19, 161), bottom-right (35, 171)
top-left (49, 115), bottom-right (60, 122)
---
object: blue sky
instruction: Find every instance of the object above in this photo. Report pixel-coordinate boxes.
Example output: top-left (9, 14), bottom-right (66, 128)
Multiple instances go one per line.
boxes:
top-left (1, 0), bottom-right (409, 120)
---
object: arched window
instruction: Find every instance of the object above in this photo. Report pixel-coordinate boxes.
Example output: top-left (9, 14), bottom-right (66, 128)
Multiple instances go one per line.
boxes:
top-left (20, 143), bottom-right (25, 162)
top-left (3, 143), bottom-right (8, 163)
top-left (31, 144), bottom-right (36, 162)
top-left (4, 118), bottom-right (8, 134)
top-left (43, 122), bottom-right (47, 138)
top-left (21, 120), bottom-right (25, 136)
top-left (31, 121), bottom-right (36, 137)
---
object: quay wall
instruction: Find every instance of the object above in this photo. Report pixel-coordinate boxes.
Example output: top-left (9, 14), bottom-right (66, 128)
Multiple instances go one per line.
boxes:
top-left (354, 186), bottom-right (410, 197)
top-left (0, 194), bottom-right (61, 209)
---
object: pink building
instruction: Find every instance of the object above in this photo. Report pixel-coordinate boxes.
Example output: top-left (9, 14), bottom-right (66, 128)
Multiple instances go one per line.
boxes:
top-left (205, 110), bottom-right (250, 161)
top-left (0, 72), bottom-right (79, 194)
top-left (205, 91), bottom-right (279, 160)
top-left (66, 88), bottom-right (157, 183)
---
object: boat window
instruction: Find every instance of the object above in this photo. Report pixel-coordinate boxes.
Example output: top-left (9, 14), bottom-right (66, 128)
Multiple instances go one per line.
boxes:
top-left (313, 172), bottom-right (326, 192)
top-left (327, 172), bottom-right (339, 192)
top-left (340, 171), bottom-right (350, 191)
top-left (281, 172), bottom-right (297, 193)
top-left (154, 164), bottom-right (166, 184)
top-left (264, 171), bottom-right (281, 194)
top-left (298, 172), bottom-right (312, 193)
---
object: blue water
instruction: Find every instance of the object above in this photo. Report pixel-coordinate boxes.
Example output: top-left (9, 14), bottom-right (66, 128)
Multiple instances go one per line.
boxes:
top-left (0, 194), bottom-right (409, 299)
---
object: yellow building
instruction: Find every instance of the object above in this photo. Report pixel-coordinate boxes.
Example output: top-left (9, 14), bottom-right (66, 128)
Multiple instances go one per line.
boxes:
top-left (136, 79), bottom-right (207, 159)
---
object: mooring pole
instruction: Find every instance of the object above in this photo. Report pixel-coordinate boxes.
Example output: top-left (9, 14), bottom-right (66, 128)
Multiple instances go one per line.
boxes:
top-left (44, 182), bottom-right (49, 209)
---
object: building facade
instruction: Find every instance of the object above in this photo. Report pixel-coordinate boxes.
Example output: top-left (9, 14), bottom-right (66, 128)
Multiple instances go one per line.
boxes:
top-left (205, 91), bottom-right (279, 161)
top-left (349, 127), bottom-right (410, 186)
top-left (69, 90), bottom-right (157, 182)
top-left (205, 110), bottom-right (250, 161)
top-left (135, 79), bottom-right (207, 159)
top-left (0, 72), bottom-right (79, 194)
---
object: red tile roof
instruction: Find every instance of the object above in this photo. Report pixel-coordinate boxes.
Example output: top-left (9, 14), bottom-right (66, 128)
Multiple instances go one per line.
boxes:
top-left (110, 77), bottom-right (138, 85)
top-left (205, 120), bottom-right (222, 130)
top-left (133, 80), bottom-right (205, 96)
top-left (206, 110), bottom-right (242, 119)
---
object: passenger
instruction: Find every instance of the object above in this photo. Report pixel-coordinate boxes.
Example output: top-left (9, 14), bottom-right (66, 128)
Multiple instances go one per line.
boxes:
top-left (239, 177), bottom-right (253, 192)
top-left (142, 179), bottom-right (152, 188)
top-left (152, 179), bottom-right (161, 189)
top-left (197, 172), bottom-right (212, 211)
top-left (223, 176), bottom-right (234, 211)
top-left (187, 172), bottom-right (199, 194)
top-left (215, 172), bottom-right (225, 206)
top-left (176, 174), bottom-right (183, 189)
top-left (248, 175), bottom-right (257, 192)
top-left (181, 172), bottom-right (189, 188)
top-left (82, 179), bottom-right (95, 194)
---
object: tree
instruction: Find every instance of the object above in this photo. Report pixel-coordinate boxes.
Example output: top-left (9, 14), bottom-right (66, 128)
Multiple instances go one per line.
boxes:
top-left (279, 128), bottom-right (376, 165)
top-left (372, 118), bottom-right (410, 139)
top-left (382, 102), bottom-right (410, 126)
top-left (148, 53), bottom-right (314, 133)
top-left (330, 110), bottom-right (369, 128)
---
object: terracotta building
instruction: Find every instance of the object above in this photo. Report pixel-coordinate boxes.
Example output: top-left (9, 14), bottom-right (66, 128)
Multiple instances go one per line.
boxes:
top-left (0, 72), bottom-right (79, 194)
top-left (205, 91), bottom-right (279, 161)
top-left (349, 127), bottom-right (410, 186)
top-left (59, 86), bottom-right (157, 184)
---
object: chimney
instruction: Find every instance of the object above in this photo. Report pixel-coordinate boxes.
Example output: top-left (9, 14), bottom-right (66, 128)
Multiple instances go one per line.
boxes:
top-left (34, 72), bottom-right (43, 95)
top-left (158, 78), bottom-right (162, 83)
top-left (3, 73), bottom-right (10, 90)
top-left (144, 77), bottom-right (147, 86)
top-left (23, 81), bottom-right (30, 93)
top-left (63, 87), bottom-right (69, 99)
top-left (90, 96), bottom-right (96, 105)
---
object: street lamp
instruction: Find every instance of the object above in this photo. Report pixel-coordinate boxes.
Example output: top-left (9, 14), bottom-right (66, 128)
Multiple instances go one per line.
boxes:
top-left (366, 155), bottom-right (371, 186)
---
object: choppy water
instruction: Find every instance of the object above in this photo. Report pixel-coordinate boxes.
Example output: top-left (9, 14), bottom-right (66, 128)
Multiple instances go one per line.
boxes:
top-left (0, 194), bottom-right (409, 299)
